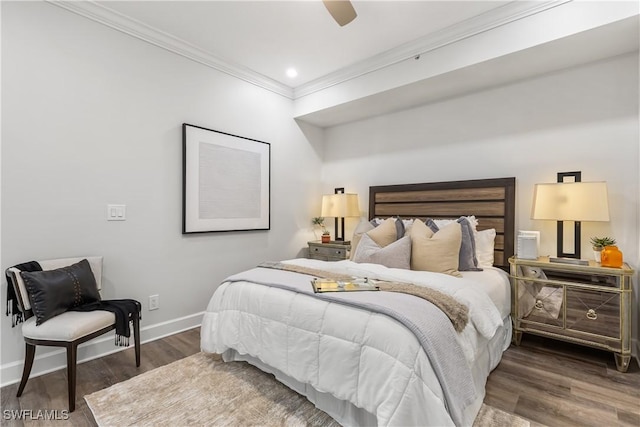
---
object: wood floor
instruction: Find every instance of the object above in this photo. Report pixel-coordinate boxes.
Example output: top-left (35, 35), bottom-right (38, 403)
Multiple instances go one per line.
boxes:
top-left (1, 327), bottom-right (638, 426)
top-left (1, 328), bottom-right (201, 426)
top-left (485, 335), bottom-right (640, 427)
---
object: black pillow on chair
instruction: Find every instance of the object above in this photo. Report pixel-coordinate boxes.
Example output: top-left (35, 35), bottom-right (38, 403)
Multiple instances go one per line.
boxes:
top-left (21, 259), bottom-right (101, 325)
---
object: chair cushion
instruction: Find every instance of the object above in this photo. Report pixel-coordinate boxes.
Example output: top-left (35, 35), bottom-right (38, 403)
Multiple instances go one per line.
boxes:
top-left (22, 310), bottom-right (116, 341)
top-left (21, 259), bottom-right (101, 325)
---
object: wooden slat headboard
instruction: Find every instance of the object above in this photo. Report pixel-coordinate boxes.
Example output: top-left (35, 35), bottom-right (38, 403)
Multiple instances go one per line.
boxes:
top-left (369, 177), bottom-right (516, 270)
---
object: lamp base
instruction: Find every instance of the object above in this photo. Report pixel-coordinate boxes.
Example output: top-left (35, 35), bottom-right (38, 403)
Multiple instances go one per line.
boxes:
top-left (549, 257), bottom-right (589, 266)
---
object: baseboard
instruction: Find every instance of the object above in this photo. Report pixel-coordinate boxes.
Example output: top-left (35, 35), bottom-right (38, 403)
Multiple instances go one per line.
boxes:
top-left (0, 311), bottom-right (204, 388)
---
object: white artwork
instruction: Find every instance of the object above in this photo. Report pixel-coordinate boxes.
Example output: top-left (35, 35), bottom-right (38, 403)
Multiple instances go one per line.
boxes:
top-left (183, 124), bottom-right (270, 233)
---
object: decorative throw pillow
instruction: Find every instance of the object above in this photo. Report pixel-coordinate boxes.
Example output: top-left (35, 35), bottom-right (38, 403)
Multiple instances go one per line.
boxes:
top-left (410, 219), bottom-right (462, 277)
top-left (475, 228), bottom-right (497, 267)
top-left (425, 217), bottom-right (481, 271)
top-left (349, 219), bottom-right (376, 260)
top-left (21, 259), bottom-right (101, 325)
top-left (424, 218), bottom-right (439, 232)
top-left (366, 217), bottom-right (400, 248)
top-left (370, 217), bottom-right (405, 240)
top-left (401, 218), bottom-right (414, 236)
top-left (352, 234), bottom-right (411, 269)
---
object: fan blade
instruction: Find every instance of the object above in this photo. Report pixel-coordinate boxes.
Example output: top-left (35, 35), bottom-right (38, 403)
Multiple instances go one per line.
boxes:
top-left (322, 0), bottom-right (357, 27)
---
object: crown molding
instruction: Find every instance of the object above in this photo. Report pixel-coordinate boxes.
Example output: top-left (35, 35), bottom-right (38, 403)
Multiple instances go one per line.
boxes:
top-left (48, 1), bottom-right (295, 99)
top-left (48, 0), bottom-right (570, 101)
top-left (293, 0), bottom-right (571, 99)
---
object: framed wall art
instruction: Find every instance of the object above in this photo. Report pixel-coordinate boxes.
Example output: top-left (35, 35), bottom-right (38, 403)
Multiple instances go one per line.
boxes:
top-left (182, 123), bottom-right (270, 233)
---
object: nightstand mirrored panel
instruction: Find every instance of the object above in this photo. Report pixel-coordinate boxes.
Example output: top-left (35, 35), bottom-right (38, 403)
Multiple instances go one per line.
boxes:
top-left (565, 288), bottom-right (620, 339)
top-left (516, 270), bottom-right (563, 328)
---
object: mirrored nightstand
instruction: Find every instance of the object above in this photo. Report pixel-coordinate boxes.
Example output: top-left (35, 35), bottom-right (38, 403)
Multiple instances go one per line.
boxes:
top-left (509, 256), bottom-right (634, 372)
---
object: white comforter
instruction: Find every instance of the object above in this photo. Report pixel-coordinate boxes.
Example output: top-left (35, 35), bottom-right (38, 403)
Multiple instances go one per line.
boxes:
top-left (201, 259), bottom-right (509, 426)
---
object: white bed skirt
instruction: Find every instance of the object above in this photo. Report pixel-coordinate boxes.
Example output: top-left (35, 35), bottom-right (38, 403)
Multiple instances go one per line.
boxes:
top-left (220, 317), bottom-right (512, 427)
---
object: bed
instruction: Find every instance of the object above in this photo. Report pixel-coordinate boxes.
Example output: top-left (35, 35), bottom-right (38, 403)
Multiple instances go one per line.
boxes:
top-left (201, 177), bottom-right (516, 426)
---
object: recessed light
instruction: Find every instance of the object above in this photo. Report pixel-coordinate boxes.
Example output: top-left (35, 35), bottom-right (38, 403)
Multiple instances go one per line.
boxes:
top-left (286, 68), bottom-right (298, 78)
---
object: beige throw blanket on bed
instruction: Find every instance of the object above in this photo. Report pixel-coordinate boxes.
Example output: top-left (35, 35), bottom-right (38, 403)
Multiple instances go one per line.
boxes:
top-left (259, 262), bottom-right (469, 332)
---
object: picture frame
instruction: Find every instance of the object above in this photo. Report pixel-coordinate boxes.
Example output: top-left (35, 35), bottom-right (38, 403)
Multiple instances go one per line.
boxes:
top-left (182, 123), bottom-right (270, 234)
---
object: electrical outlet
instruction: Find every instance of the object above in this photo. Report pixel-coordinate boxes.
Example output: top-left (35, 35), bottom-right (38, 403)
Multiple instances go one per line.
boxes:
top-left (149, 294), bottom-right (159, 311)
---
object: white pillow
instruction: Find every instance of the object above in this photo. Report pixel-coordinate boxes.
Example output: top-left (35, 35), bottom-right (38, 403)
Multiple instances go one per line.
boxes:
top-left (475, 228), bottom-right (496, 267)
top-left (401, 218), bottom-right (414, 228)
top-left (433, 215), bottom-right (478, 231)
top-left (349, 219), bottom-right (375, 260)
top-left (401, 218), bottom-right (414, 236)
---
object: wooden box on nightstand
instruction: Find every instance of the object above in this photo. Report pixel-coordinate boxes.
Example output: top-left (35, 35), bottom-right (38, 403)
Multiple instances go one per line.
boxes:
top-left (307, 241), bottom-right (350, 262)
top-left (509, 256), bottom-right (634, 372)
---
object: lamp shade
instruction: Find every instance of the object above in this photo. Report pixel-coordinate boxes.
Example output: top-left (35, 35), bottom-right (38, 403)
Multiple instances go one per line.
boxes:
top-left (531, 182), bottom-right (609, 222)
top-left (321, 193), bottom-right (360, 218)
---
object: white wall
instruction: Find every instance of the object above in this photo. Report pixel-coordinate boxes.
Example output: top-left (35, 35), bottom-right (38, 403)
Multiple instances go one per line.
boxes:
top-left (1, 1), bottom-right (322, 383)
top-left (322, 53), bottom-right (640, 347)
top-left (2, 2), bottom-right (638, 385)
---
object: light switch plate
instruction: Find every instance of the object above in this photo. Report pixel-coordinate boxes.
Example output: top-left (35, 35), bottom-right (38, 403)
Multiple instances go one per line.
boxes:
top-left (107, 204), bottom-right (126, 221)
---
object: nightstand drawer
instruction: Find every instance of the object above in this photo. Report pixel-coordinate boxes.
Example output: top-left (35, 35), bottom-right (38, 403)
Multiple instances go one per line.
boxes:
top-left (310, 245), bottom-right (347, 260)
top-left (307, 241), bottom-right (350, 261)
top-left (516, 280), bottom-right (563, 328)
top-left (566, 288), bottom-right (620, 339)
top-left (543, 269), bottom-right (620, 288)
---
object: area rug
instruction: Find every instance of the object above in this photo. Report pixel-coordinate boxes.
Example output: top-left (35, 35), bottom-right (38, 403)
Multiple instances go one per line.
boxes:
top-left (85, 352), bottom-right (529, 426)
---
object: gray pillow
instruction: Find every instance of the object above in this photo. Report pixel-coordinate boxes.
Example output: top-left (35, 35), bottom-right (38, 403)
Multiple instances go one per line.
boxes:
top-left (352, 234), bottom-right (411, 269)
top-left (424, 217), bottom-right (482, 272)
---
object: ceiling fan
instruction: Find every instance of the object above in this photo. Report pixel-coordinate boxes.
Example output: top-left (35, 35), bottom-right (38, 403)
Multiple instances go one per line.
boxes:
top-left (322, 0), bottom-right (357, 27)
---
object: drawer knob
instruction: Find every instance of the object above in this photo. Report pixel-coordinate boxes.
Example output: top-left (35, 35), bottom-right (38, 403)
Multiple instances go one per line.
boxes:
top-left (586, 309), bottom-right (598, 320)
top-left (534, 300), bottom-right (544, 310)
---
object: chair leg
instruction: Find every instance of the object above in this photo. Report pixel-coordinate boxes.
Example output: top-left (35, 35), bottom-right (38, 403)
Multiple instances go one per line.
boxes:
top-left (16, 343), bottom-right (36, 397)
top-left (133, 313), bottom-right (141, 367)
top-left (66, 343), bottom-right (77, 412)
